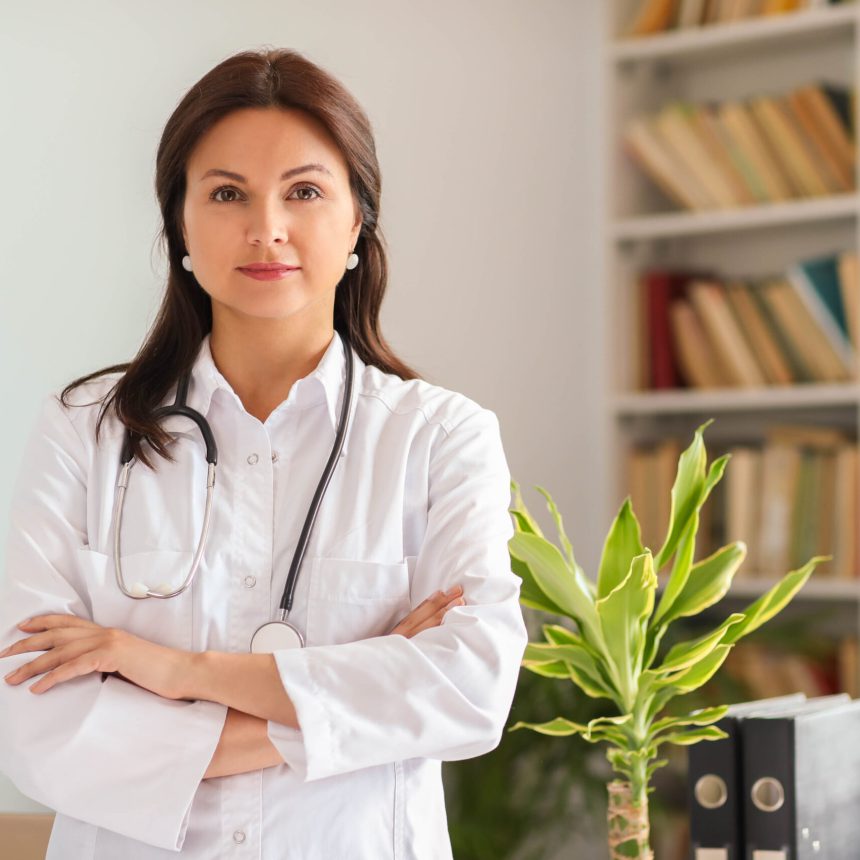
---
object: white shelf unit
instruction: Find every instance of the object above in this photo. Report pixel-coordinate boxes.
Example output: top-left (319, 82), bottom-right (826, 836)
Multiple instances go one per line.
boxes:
top-left (602, 5), bottom-right (860, 617)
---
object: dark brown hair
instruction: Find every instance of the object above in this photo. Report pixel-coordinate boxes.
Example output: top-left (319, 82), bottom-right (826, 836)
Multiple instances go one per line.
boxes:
top-left (61, 47), bottom-right (422, 470)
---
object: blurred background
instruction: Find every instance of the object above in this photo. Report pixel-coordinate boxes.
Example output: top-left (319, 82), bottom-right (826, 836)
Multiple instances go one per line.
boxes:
top-left (2, 1), bottom-right (859, 857)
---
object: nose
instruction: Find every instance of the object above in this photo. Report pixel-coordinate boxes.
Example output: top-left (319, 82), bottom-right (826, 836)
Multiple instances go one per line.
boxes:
top-left (246, 197), bottom-right (289, 246)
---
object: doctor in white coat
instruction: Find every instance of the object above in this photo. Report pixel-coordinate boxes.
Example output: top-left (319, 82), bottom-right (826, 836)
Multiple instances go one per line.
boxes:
top-left (0, 47), bottom-right (528, 859)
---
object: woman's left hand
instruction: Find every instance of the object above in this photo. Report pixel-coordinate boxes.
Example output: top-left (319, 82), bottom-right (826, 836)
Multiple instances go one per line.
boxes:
top-left (1, 614), bottom-right (192, 700)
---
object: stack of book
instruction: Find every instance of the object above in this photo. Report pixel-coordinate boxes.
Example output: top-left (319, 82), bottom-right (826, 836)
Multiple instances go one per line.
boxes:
top-left (622, 0), bottom-right (852, 38)
top-left (636, 251), bottom-right (859, 389)
top-left (623, 84), bottom-right (856, 212)
top-left (627, 425), bottom-right (859, 577)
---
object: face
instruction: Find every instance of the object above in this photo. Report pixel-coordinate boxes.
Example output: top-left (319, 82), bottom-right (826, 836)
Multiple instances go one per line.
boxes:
top-left (181, 106), bottom-right (362, 328)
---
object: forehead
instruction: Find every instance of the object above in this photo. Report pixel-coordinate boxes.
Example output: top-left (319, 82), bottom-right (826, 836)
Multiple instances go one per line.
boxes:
top-left (187, 106), bottom-right (350, 183)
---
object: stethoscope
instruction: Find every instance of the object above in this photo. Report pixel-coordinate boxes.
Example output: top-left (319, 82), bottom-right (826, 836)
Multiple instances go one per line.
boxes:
top-left (110, 329), bottom-right (356, 654)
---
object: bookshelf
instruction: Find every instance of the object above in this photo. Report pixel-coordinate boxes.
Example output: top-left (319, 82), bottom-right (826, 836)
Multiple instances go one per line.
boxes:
top-left (603, 0), bottom-right (860, 663)
top-left (600, 4), bottom-right (860, 856)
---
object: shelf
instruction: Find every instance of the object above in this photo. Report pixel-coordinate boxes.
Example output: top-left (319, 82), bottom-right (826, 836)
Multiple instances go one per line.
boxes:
top-left (728, 575), bottom-right (860, 601)
top-left (612, 383), bottom-right (860, 416)
top-left (612, 193), bottom-right (860, 242)
top-left (656, 575), bottom-right (860, 601)
top-left (612, 4), bottom-right (858, 65)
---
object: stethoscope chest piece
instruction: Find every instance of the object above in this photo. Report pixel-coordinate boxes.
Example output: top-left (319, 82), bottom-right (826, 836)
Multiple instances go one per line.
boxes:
top-left (250, 620), bottom-right (305, 653)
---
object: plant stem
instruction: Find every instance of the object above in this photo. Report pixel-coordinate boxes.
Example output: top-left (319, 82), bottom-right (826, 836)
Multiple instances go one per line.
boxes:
top-left (606, 780), bottom-right (653, 860)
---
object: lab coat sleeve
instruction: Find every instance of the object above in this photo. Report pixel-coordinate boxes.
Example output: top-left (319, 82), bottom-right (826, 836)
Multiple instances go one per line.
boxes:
top-left (266, 405), bottom-right (529, 782)
top-left (0, 391), bottom-right (229, 852)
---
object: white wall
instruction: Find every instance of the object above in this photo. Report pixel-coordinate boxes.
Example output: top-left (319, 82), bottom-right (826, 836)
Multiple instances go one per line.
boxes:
top-left (0, 0), bottom-right (606, 812)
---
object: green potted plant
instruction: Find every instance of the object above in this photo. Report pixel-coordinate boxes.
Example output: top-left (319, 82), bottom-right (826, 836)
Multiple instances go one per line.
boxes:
top-left (507, 420), bottom-right (828, 860)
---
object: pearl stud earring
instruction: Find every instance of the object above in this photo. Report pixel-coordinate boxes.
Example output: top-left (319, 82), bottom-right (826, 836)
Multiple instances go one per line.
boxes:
top-left (182, 254), bottom-right (193, 272)
top-left (345, 251), bottom-right (359, 271)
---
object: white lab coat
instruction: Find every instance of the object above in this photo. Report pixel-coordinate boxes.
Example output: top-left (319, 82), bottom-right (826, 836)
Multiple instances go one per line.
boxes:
top-left (0, 329), bottom-right (528, 859)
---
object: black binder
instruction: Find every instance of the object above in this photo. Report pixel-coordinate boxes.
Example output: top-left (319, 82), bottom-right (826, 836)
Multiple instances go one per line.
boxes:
top-left (688, 694), bottom-right (807, 860)
top-left (742, 696), bottom-right (860, 859)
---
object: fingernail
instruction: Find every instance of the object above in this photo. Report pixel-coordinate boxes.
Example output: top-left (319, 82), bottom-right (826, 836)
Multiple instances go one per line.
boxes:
top-left (17, 619), bottom-right (30, 628)
top-left (446, 585), bottom-right (462, 595)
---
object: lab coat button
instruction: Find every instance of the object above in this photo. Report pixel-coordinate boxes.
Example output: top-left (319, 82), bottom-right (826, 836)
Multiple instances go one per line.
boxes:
top-left (233, 830), bottom-right (246, 844)
top-left (247, 453), bottom-right (259, 465)
top-left (244, 575), bottom-right (256, 588)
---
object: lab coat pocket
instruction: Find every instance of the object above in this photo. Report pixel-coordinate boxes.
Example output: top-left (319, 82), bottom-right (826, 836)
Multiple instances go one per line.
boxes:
top-left (305, 557), bottom-right (412, 647)
top-left (77, 547), bottom-right (195, 652)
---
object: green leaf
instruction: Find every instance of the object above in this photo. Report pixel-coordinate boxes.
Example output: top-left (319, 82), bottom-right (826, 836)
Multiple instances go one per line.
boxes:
top-left (653, 725), bottom-right (728, 748)
top-left (658, 542), bottom-right (747, 626)
top-left (650, 705), bottom-right (729, 737)
top-left (596, 497), bottom-right (645, 599)
top-left (543, 623), bottom-right (585, 646)
top-left (653, 453), bottom-right (731, 625)
top-left (509, 531), bottom-right (603, 647)
top-left (655, 643), bottom-right (733, 693)
top-left (510, 554), bottom-right (572, 616)
top-left (521, 659), bottom-right (573, 679)
top-left (645, 758), bottom-right (670, 780)
top-left (534, 485), bottom-right (577, 571)
top-left (510, 480), bottom-right (544, 538)
top-left (722, 555), bottom-right (829, 644)
top-left (650, 614), bottom-right (745, 675)
top-left (652, 509), bottom-right (698, 626)
top-left (507, 717), bottom-right (592, 737)
top-left (595, 551), bottom-right (657, 708)
top-left (653, 420), bottom-right (713, 572)
top-left (524, 641), bottom-right (617, 699)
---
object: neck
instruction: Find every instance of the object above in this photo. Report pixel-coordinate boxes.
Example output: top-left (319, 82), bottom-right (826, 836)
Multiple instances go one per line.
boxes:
top-left (208, 319), bottom-right (335, 422)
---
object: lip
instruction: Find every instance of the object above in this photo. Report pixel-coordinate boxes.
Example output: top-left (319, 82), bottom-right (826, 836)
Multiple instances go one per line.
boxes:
top-left (238, 263), bottom-right (300, 272)
top-left (237, 263), bottom-right (300, 282)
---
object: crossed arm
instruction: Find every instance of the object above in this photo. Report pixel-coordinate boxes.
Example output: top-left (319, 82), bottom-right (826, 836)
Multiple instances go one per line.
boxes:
top-left (184, 586), bottom-right (466, 779)
top-left (200, 585), bottom-right (464, 778)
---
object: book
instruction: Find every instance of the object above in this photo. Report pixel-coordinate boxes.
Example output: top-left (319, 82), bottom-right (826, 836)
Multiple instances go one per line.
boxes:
top-left (718, 101), bottom-right (795, 202)
top-left (748, 95), bottom-right (839, 196)
top-left (834, 443), bottom-right (859, 579)
top-left (669, 299), bottom-right (730, 387)
top-left (624, 117), bottom-right (710, 210)
top-left (758, 441), bottom-right (802, 574)
top-left (655, 102), bottom-right (741, 207)
top-left (787, 255), bottom-right (855, 372)
top-left (723, 280), bottom-right (794, 384)
top-left (725, 446), bottom-right (763, 575)
top-left (838, 250), bottom-right (860, 351)
top-left (687, 280), bottom-right (769, 386)
top-left (624, 0), bottom-right (681, 36)
top-left (759, 278), bottom-right (851, 382)
top-left (787, 87), bottom-right (856, 192)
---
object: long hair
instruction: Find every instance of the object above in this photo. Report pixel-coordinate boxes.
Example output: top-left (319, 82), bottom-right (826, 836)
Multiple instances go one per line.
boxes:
top-left (61, 47), bottom-right (422, 471)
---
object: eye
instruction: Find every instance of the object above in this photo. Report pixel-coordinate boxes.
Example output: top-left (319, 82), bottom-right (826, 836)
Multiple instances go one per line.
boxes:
top-left (208, 184), bottom-right (323, 203)
top-left (289, 184), bottom-right (322, 201)
top-left (209, 186), bottom-right (241, 203)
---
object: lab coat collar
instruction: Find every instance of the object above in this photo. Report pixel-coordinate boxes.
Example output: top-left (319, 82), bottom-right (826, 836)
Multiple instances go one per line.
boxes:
top-left (157, 329), bottom-right (361, 457)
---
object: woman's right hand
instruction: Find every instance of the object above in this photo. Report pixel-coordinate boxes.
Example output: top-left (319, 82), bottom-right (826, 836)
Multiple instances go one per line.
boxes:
top-left (388, 585), bottom-right (465, 638)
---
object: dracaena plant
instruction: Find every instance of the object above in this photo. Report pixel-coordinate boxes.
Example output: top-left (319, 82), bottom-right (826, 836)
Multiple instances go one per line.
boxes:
top-left (506, 420), bottom-right (827, 860)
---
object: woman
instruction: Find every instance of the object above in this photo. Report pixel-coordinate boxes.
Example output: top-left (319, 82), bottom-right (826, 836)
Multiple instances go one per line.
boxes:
top-left (0, 48), bottom-right (528, 859)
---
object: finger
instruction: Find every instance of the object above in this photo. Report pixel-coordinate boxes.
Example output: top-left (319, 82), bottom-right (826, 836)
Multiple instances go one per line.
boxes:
top-left (18, 614), bottom-right (96, 633)
top-left (4, 636), bottom-right (105, 687)
top-left (405, 588), bottom-right (464, 628)
top-left (0, 628), bottom-right (88, 659)
top-left (410, 596), bottom-right (466, 635)
top-left (28, 651), bottom-right (106, 694)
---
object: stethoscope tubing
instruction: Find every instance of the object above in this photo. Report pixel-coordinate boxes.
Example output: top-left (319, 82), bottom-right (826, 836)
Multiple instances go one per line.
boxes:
top-left (111, 330), bottom-right (355, 618)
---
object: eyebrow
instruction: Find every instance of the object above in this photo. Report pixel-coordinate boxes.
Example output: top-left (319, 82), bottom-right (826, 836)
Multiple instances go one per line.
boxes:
top-left (199, 163), bottom-right (333, 183)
